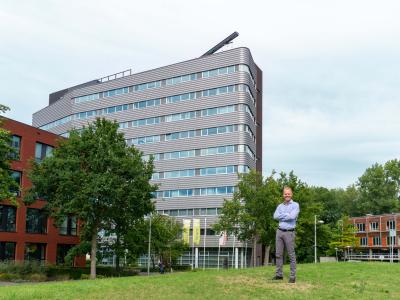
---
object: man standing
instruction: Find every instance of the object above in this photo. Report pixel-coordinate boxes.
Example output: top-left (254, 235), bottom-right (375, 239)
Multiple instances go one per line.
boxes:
top-left (272, 186), bottom-right (300, 283)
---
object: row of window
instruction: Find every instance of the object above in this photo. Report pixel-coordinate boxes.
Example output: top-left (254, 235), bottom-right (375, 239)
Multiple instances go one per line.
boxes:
top-left (0, 242), bottom-right (76, 264)
top-left (152, 165), bottom-right (250, 180)
top-left (157, 207), bottom-right (222, 217)
top-left (119, 102), bottom-right (254, 131)
top-left (74, 64), bottom-right (255, 105)
top-left (356, 220), bottom-right (396, 232)
top-left (0, 205), bottom-right (77, 236)
top-left (142, 144), bottom-right (255, 162)
top-left (153, 186), bottom-right (236, 199)
top-left (127, 124), bottom-right (255, 147)
top-left (360, 236), bottom-right (399, 246)
top-left (9, 136), bottom-right (54, 163)
top-left (75, 98), bottom-right (162, 121)
top-left (41, 81), bottom-right (256, 131)
top-left (63, 85), bottom-right (253, 124)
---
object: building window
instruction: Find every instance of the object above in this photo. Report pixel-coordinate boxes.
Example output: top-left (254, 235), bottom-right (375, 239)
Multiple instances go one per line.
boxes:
top-left (35, 142), bottom-right (54, 162)
top-left (372, 236), bottom-right (381, 246)
top-left (387, 220), bottom-right (395, 230)
top-left (0, 205), bottom-right (16, 232)
top-left (0, 242), bottom-right (16, 261)
top-left (26, 208), bottom-right (47, 234)
top-left (360, 237), bottom-right (368, 246)
top-left (160, 207), bottom-right (222, 217)
top-left (356, 223), bottom-right (366, 232)
top-left (369, 222), bottom-right (379, 231)
top-left (10, 135), bottom-right (21, 160)
top-left (10, 170), bottom-right (21, 196)
top-left (57, 244), bottom-right (74, 265)
top-left (25, 243), bottom-right (46, 261)
top-left (387, 236), bottom-right (396, 246)
top-left (59, 216), bottom-right (77, 236)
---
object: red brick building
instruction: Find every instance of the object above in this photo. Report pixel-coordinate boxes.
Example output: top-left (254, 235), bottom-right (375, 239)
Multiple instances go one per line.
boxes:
top-left (349, 214), bottom-right (399, 261)
top-left (0, 118), bottom-right (85, 266)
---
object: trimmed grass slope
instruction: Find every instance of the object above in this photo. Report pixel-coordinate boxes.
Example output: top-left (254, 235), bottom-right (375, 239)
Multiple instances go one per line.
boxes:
top-left (1, 263), bottom-right (399, 300)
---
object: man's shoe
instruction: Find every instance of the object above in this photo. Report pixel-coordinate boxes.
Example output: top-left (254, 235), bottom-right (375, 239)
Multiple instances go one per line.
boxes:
top-left (271, 276), bottom-right (283, 280)
top-left (288, 277), bottom-right (296, 283)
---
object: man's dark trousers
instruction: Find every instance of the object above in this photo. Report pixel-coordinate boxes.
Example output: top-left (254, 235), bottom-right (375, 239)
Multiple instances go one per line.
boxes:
top-left (275, 228), bottom-right (296, 279)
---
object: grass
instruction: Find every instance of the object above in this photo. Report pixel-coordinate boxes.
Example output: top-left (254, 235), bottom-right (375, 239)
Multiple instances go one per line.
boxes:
top-left (0, 262), bottom-right (399, 299)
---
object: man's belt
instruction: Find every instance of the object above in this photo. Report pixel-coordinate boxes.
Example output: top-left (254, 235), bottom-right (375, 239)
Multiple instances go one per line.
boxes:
top-left (278, 228), bottom-right (295, 232)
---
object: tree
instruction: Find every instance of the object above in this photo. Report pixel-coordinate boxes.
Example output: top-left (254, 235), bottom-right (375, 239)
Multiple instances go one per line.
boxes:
top-left (124, 214), bottom-right (188, 269)
top-left (25, 118), bottom-right (156, 279)
top-left (0, 104), bottom-right (18, 202)
top-left (355, 159), bottom-right (400, 215)
top-left (328, 216), bottom-right (359, 258)
top-left (214, 170), bottom-right (280, 266)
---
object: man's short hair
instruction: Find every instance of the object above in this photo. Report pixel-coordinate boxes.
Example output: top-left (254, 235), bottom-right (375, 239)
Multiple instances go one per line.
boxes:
top-left (283, 186), bottom-right (293, 193)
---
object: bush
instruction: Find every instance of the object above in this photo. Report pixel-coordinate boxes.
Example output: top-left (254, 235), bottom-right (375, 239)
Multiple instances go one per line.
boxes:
top-left (0, 261), bottom-right (45, 276)
top-left (0, 273), bottom-right (21, 281)
top-left (0, 262), bottom-right (139, 281)
top-left (171, 265), bottom-right (191, 271)
top-left (27, 273), bottom-right (47, 282)
top-left (45, 266), bottom-right (82, 280)
top-left (45, 265), bottom-right (139, 280)
top-left (138, 265), bottom-right (191, 273)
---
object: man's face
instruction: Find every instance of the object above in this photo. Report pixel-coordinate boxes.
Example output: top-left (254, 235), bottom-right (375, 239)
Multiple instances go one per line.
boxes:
top-left (283, 189), bottom-right (293, 203)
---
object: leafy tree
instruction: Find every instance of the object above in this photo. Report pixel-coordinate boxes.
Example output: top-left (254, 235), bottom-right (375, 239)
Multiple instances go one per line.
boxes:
top-left (328, 216), bottom-right (359, 258)
top-left (0, 104), bottom-right (18, 202)
top-left (124, 214), bottom-right (188, 269)
top-left (333, 185), bottom-right (360, 218)
top-left (355, 160), bottom-right (400, 215)
top-left (25, 118), bottom-right (156, 279)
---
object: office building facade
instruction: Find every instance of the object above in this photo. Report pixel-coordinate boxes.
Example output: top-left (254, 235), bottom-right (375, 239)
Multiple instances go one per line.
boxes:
top-left (32, 47), bottom-right (262, 267)
top-left (0, 118), bottom-right (85, 266)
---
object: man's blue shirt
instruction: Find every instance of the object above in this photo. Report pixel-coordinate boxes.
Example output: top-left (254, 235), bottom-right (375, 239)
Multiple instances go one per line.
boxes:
top-left (273, 200), bottom-right (300, 230)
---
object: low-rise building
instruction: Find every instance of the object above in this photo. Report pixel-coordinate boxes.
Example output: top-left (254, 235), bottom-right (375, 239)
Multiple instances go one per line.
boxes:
top-left (349, 214), bottom-right (399, 261)
top-left (0, 118), bottom-right (85, 266)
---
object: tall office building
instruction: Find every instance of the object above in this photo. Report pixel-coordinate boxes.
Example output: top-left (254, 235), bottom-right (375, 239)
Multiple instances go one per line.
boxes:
top-left (33, 46), bottom-right (262, 267)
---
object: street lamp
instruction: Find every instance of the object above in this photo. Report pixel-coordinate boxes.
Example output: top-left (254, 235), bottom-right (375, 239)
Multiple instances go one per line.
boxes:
top-left (314, 215), bottom-right (324, 263)
top-left (335, 247), bottom-right (338, 262)
top-left (147, 212), bottom-right (152, 276)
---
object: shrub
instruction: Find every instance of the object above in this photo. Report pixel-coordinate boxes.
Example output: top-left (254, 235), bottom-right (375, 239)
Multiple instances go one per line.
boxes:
top-left (45, 265), bottom-right (138, 280)
top-left (0, 261), bottom-right (45, 276)
top-left (0, 273), bottom-right (21, 281)
top-left (170, 265), bottom-right (191, 271)
top-left (27, 273), bottom-right (47, 282)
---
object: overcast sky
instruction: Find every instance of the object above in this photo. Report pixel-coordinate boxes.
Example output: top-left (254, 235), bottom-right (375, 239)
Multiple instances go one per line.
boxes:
top-left (1, 0), bottom-right (399, 188)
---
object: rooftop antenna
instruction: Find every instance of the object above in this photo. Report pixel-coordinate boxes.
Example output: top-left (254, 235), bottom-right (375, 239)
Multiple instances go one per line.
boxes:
top-left (201, 31), bottom-right (239, 57)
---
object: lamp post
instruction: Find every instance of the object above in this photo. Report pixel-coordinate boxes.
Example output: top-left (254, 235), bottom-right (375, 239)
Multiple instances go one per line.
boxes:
top-left (147, 212), bottom-right (152, 276)
top-left (335, 247), bottom-right (338, 262)
top-left (314, 215), bottom-right (324, 263)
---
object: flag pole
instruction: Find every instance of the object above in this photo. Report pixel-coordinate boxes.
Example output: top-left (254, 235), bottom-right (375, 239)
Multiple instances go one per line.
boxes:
top-left (203, 217), bottom-right (207, 270)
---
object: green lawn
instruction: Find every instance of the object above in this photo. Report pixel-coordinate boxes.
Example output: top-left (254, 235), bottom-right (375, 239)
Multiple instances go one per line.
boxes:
top-left (0, 263), bottom-right (398, 299)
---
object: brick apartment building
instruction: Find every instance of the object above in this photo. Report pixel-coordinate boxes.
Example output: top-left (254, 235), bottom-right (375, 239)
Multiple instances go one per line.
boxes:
top-left (0, 118), bottom-right (85, 266)
top-left (349, 214), bottom-right (400, 260)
